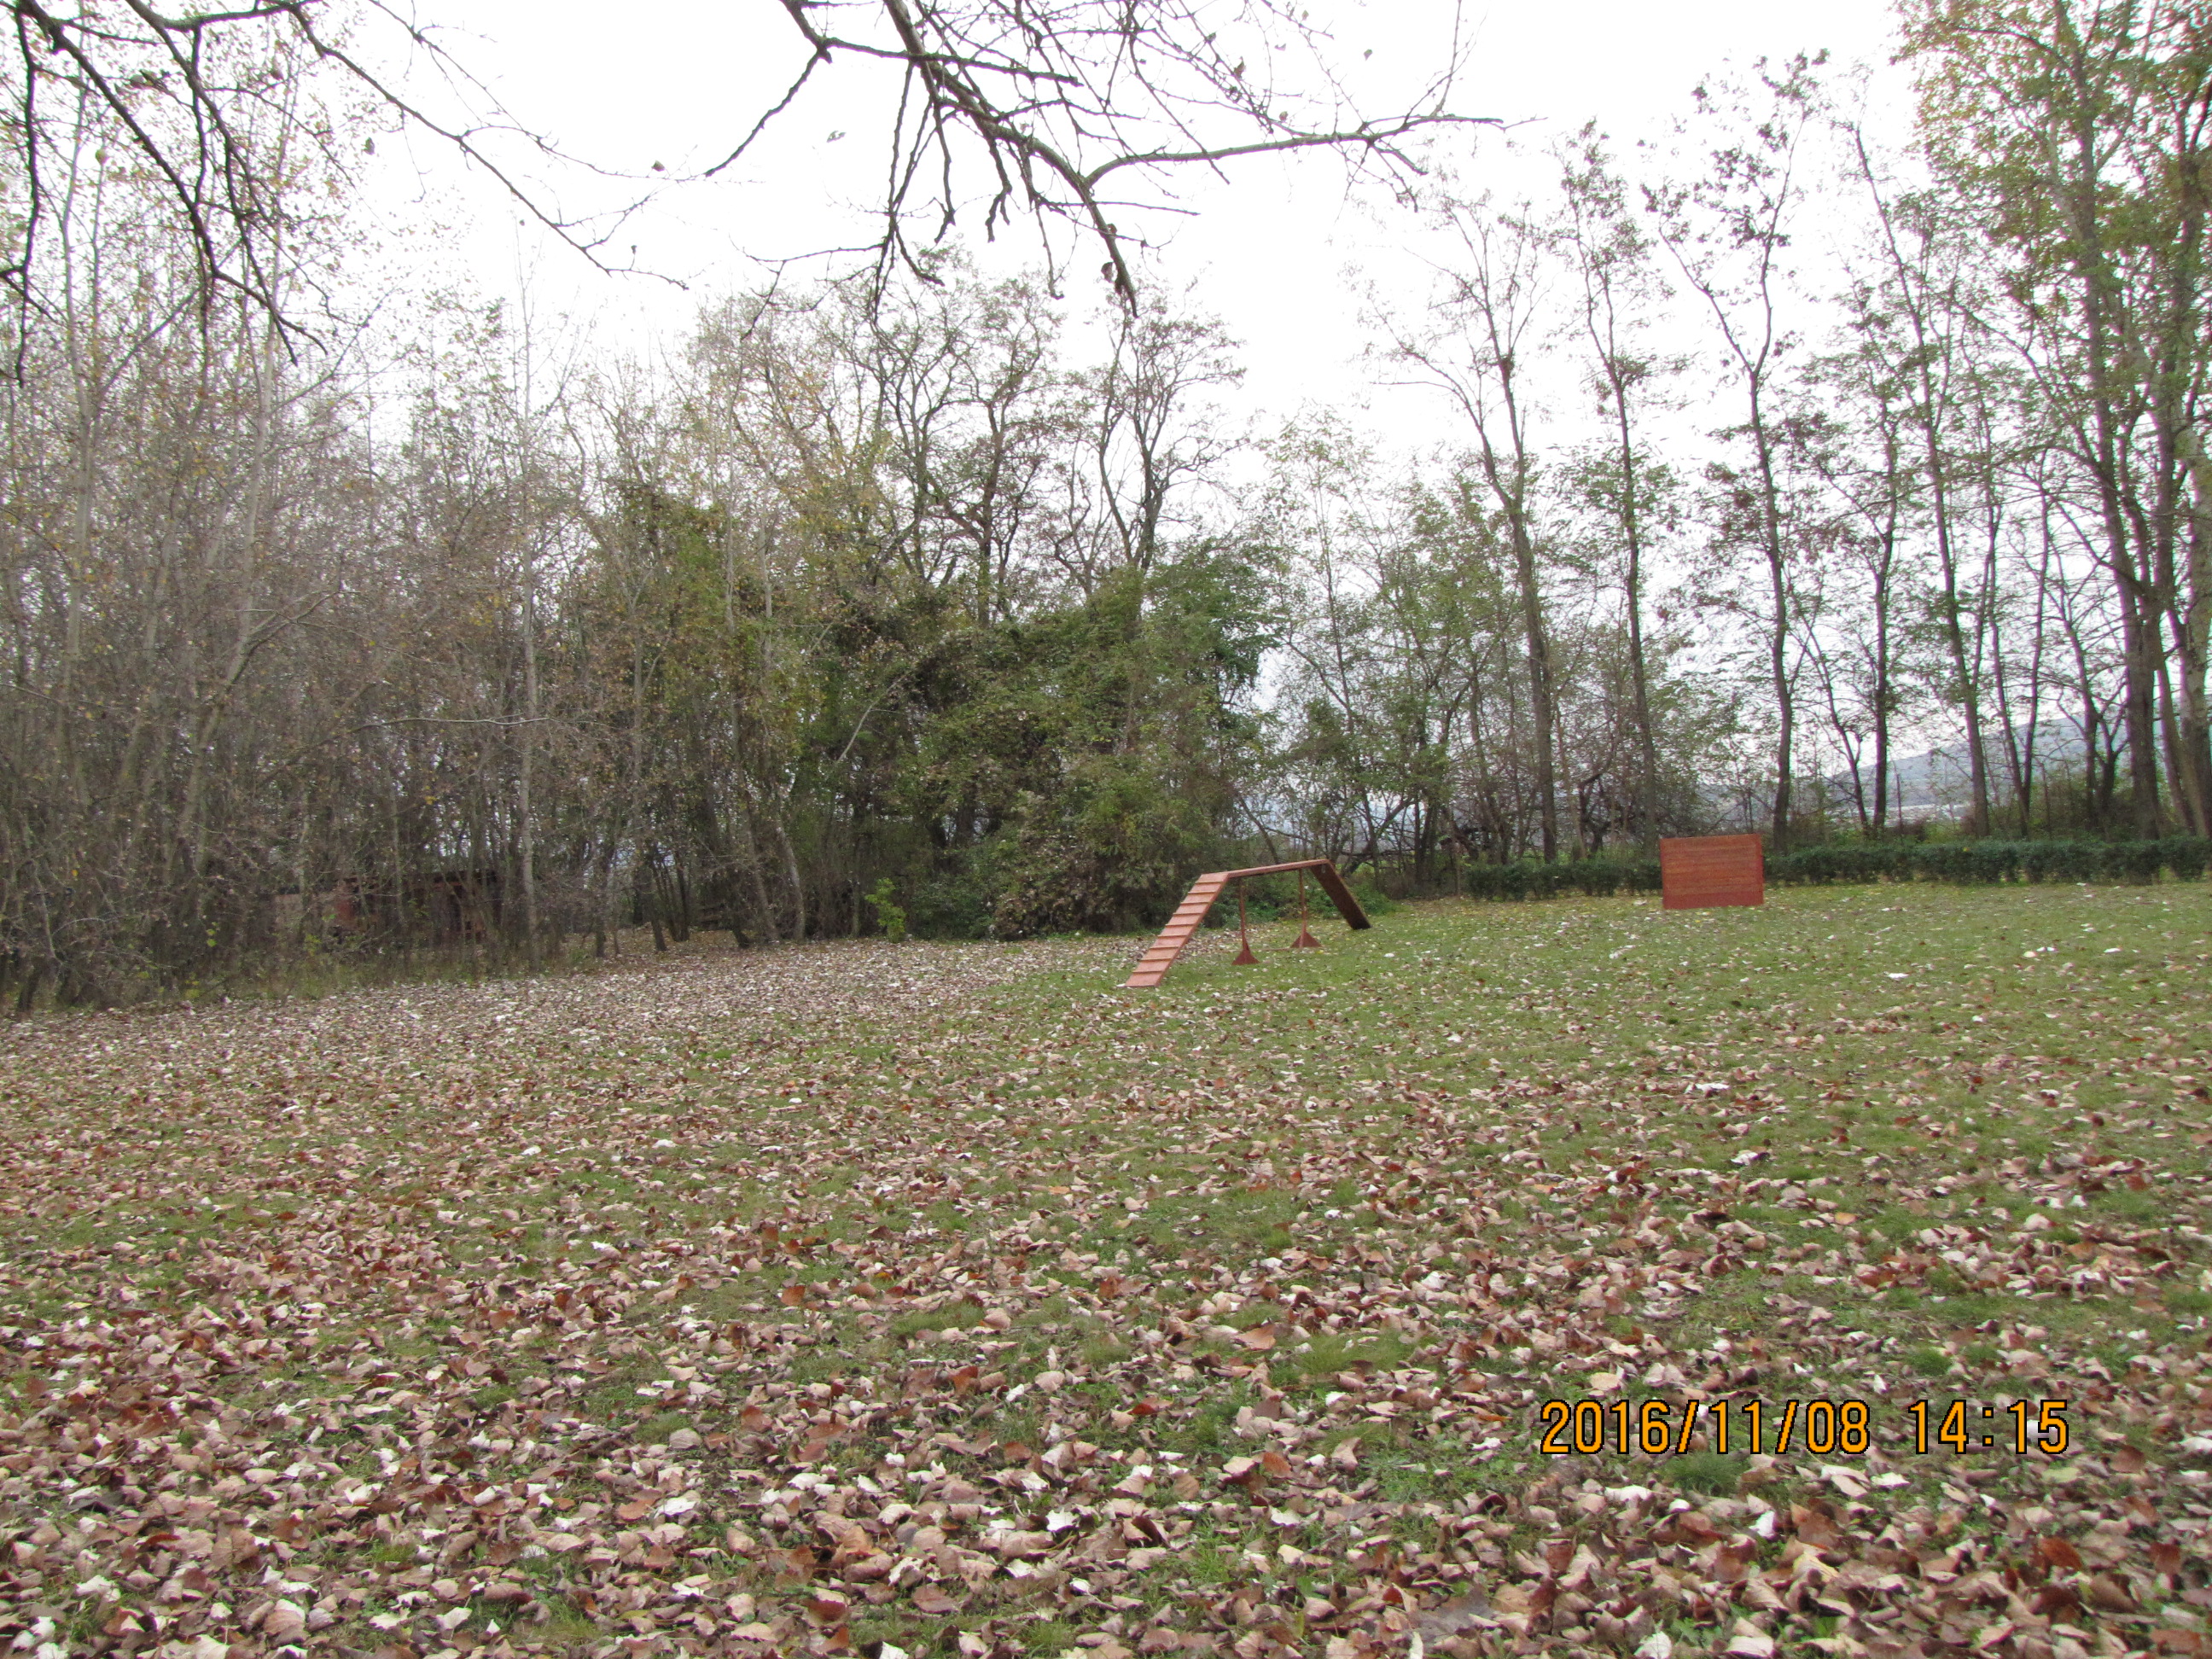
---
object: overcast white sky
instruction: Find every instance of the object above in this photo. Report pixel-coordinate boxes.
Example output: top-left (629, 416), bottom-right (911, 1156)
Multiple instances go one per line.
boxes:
top-left (354, 0), bottom-right (1918, 439)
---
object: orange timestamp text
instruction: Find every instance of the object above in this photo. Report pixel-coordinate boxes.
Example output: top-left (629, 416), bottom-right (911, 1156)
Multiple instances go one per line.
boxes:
top-left (1537, 1396), bottom-right (2070, 1458)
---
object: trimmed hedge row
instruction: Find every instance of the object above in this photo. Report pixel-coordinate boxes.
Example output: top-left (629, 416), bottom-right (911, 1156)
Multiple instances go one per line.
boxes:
top-left (1459, 858), bottom-right (1663, 900)
top-left (1776, 836), bottom-right (2209, 886)
top-left (1454, 835), bottom-right (2212, 902)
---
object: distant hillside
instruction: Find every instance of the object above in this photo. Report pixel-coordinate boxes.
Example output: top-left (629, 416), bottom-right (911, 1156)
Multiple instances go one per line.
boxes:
top-left (1822, 723), bottom-right (2108, 819)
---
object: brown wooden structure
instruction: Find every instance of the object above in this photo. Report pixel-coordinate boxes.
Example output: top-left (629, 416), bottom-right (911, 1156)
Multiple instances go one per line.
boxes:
top-left (1125, 859), bottom-right (1371, 988)
top-left (1659, 835), bottom-right (1766, 911)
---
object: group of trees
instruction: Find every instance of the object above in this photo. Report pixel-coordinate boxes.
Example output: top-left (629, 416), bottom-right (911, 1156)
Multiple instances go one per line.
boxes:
top-left (1293, 0), bottom-right (2212, 874)
top-left (3, 0), bottom-right (2209, 1004)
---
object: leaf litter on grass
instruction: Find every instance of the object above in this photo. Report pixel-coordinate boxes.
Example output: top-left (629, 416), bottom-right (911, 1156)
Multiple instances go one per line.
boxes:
top-left (0, 887), bottom-right (2207, 1659)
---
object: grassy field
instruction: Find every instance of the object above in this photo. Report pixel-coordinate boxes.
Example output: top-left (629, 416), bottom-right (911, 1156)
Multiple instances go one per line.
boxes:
top-left (0, 881), bottom-right (2207, 1659)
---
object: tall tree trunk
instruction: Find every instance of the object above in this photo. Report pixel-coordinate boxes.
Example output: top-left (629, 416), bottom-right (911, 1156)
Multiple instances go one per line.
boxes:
top-left (1608, 393), bottom-right (1663, 845)
top-left (1748, 392), bottom-right (1796, 848)
top-left (2172, 467), bottom-right (2212, 832)
top-left (1509, 523), bottom-right (1561, 863)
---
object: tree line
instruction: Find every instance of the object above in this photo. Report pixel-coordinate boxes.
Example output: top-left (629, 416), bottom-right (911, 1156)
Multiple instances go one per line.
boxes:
top-left (3, 0), bottom-right (2209, 1004)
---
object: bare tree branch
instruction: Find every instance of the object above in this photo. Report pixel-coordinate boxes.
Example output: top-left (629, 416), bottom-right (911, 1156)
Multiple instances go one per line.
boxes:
top-left (1, 0), bottom-right (1493, 345)
top-left (764, 0), bottom-right (1495, 304)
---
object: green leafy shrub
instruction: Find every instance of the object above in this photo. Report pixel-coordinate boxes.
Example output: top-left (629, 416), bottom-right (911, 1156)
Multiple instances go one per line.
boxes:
top-left (906, 870), bottom-right (994, 940)
top-left (1462, 862), bottom-right (1527, 901)
top-left (1947, 841), bottom-right (2022, 883)
top-left (1453, 855), bottom-right (1664, 899)
top-left (2022, 841), bottom-right (2098, 882)
top-left (2163, 835), bottom-right (2211, 881)
top-left (2107, 840), bottom-right (2167, 883)
top-left (1774, 845), bottom-right (1843, 884)
top-left (1913, 842), bottom-right (1976, 883)
top-left (1570, 860), bottom-right (1619, 896)
top-left (1772, 842), bottom-right (1910, 884)
top-left (864, 877), bottom-right (909, 943)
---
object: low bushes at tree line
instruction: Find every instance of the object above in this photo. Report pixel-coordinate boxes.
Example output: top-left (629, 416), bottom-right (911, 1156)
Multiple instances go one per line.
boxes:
top-left (1446, 836), bottom-right (2212, 902)
top-left (894, 837), bottom-right (2205, 940)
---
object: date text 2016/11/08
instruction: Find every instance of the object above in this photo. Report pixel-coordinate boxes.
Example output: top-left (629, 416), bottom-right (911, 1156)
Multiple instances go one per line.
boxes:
top-left (1537, 1397), bottom-right (2071, 1458)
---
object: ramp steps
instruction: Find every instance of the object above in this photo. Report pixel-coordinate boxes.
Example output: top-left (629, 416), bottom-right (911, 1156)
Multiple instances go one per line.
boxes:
top-left (1123, 873), bottom-right (1229, 987)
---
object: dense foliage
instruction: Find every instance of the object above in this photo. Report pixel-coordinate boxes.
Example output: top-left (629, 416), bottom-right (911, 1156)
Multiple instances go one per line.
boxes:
top-left (6, 2), bottom-right (2212, 1004)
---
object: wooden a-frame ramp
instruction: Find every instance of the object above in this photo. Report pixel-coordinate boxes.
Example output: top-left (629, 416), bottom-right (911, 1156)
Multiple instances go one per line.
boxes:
top-left (1124, 859), bottom-right (1371, 988)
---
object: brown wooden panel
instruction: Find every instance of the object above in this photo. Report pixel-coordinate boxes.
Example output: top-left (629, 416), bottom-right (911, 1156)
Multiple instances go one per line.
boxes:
top-left (1660, 835), bottom-right (1766, 911)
